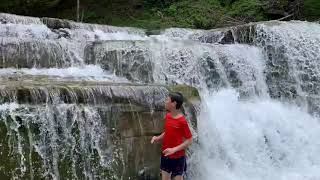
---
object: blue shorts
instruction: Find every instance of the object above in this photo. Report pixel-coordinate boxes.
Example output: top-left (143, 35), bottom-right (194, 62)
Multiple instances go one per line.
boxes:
top-left (160, 155), bottom-right (187, 177)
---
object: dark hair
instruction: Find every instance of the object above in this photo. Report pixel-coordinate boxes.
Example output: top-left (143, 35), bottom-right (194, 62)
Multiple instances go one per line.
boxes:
top-left (169, 92), bottom-right (184, 109)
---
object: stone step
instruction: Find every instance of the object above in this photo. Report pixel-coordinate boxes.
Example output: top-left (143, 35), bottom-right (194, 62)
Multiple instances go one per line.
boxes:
top-left (0, 80), bottom-right (168, 107)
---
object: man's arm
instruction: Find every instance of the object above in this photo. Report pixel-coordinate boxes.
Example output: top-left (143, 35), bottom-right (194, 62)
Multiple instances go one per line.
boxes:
top-left (162, 138), bottom-right (192, 156)
top-left (173, 138), bottom-right (192, 152)
top-left (151, 132), bottom-right (165, 144)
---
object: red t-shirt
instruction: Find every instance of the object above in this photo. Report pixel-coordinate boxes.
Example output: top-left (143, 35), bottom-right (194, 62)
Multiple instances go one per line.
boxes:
top-left (162, 113), bottom-right (192, 159)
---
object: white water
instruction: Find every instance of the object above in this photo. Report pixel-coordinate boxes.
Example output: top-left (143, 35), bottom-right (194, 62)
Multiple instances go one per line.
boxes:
top-left (187, 22), bottom-right (320, 179)
top-left (0, 102), bottom-right (113, 180)
top-left (150, 40), bottom-right (268, 96)
top-left (190, 90), bottom-right (320, 180)
top-left (254, 21), bottom-right (320, 111)
top-left (0, 65), bottom-right (129, 82)
top-left (147, 33), bottom-right (320, 179)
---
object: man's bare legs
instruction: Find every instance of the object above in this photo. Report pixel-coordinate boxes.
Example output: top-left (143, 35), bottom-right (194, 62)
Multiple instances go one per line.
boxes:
top-left (161, 170), bottom-right (184, 180)
top-left (173, 175), bottom-right (183, 180)
top-left (161, 170), bottom-right (171, 180)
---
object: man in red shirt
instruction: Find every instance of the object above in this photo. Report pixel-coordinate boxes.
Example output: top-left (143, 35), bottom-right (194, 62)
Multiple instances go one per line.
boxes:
top-left (151, 92), bottom-right (193, 180)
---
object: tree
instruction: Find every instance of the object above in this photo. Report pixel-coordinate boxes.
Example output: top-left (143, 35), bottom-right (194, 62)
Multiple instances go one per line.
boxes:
top-left (77, 0), bottom-right (80, 21)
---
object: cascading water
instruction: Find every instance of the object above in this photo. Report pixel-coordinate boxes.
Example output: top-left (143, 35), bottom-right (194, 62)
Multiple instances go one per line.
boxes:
top-left (1, 12), bottom-right (320, 180)
top-left (0, 103), bottom-right (111, 179)
top-left (194, 90), bottom-right (320, 180)
top-left (153, 21), bottom-right (320, 180)
top-left (0, 13), bottom-right (168, 180)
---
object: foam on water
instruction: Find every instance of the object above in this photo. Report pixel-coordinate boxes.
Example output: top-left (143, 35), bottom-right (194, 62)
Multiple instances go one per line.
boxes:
top-left (191, 89), bottom-right (320, 180)
top-left (0, 65), bottom-right (129, 82)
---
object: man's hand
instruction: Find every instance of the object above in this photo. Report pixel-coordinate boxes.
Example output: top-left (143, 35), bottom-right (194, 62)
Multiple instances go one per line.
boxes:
top-left (163, 138), bottom-right (192, 156)
top-left (151, 132), bottom-right (165, 144)
top-left (162, 148), bottom-right (177, 156)
top-left (150, 136), bottom-right (158, 144)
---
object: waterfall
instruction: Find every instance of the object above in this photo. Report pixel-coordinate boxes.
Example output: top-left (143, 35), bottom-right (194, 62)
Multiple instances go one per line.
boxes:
top-left (193, 90), bottom-right (320, 180)
top-left (154, 21), bottom-right (320, 180)
top-left (1, 13), bottom-right (320, 179)
top-left (0, 103), bottom-right (111, 179)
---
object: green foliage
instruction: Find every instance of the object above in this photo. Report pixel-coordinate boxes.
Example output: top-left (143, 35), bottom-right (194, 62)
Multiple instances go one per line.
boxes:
top-left (141, 0), bottom-right (184, 8)
top-left (228, 0), bottom-right (265, 21)
top-left (0, 0), bottom-right (62, 14)
top-left (166, 4), bottom-right (177, 16)
top-left (218, 0), bottom-right (236, 7)
top-left (0, 0), bottom-right (319, 29)
top-left (157, 0), bottom-right (223, 29)
top-left (82, 10), bottom-right (98, 22)
top-left (303, 0), bottom-right (320, 20)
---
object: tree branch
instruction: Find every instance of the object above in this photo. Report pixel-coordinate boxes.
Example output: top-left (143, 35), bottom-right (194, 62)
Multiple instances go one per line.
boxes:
top-left (276, 13), bottom-right (294, 21)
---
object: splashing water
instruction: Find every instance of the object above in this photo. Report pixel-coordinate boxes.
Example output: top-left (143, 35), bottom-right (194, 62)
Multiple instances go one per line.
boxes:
top-left (0, 102), bottom-right (115, 180)
top-left (190, 89), bottom-right (320, 180)
top-left (0, 65), bottom-right (129, 82)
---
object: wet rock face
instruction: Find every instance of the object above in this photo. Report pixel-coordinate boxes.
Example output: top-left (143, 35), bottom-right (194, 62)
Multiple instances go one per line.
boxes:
top-left (187, 24), bottom-right (257, 45)
top-left (112, 109), bottom-right (164, 180)
top-left (85, 41), bottom-right (154, 83)
top-left (174, 20), bottom-right (320, 114)
top-left (260, 44), bottom-right (297, 100)
top-left (0, 81), bottom-right (199, 180)
top-left (0, 13), bottom-right (201, 179)
top-left (41, 17), bottom-right (72, 29)
top-left (0, 39), bottom-right (74, 68)
top-left (252, 22), bottom-right (320, 113)
top-left (101, 49), bottom-right (153, 83)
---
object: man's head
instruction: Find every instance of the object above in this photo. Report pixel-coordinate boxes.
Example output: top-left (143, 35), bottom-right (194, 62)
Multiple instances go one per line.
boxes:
top-left (165, 92), bottom-right (184, 111)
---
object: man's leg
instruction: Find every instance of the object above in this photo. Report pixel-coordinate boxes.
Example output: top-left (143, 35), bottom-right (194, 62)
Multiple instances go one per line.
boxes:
top-left (161, 156), bottom-right (171, 180)
top-left (171, 156), bottom-right (186, 180)
top-left (161, 170), bottom-right (171, 180)
top-left (173, 175), bottom-right (183, 180)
